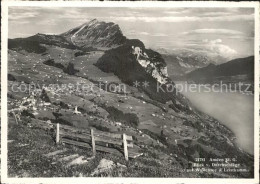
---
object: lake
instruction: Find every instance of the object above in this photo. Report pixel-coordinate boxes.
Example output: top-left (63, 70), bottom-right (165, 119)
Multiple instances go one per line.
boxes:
top-left (175, 82), bottom-right (254, 155)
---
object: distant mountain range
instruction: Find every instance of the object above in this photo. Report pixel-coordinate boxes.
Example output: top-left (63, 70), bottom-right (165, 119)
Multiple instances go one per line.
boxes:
top-left (156, 48), bottom-right (230, 78)
top-left (185, 56), bottom-right (254, 83)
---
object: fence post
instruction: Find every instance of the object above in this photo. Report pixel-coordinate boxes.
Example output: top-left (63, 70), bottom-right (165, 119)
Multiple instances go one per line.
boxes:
top-left (123, 133), bottom-right (129, 161)
top-left (91, 129), bottom-right (96, 156)
top-left (56, 123), bottom-right (60, 144)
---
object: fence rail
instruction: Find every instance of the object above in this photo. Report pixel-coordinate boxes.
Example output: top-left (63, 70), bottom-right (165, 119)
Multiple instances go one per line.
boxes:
top-left (56, 123), bottom-right (142, 160)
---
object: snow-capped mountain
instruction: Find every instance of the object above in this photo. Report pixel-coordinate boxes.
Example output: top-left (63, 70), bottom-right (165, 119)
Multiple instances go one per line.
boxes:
top-left (61, 19), bottom-right (127, 49)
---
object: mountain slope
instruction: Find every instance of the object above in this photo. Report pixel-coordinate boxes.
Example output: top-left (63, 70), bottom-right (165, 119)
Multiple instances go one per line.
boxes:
top-left (61, 19), bottom-right (127, 49)
top-left (95, 39), bottom-right (191, 112)
top-left (186, 56), bottom-right (254, 82)
top-left (8, 33), bottom-right (78, 54)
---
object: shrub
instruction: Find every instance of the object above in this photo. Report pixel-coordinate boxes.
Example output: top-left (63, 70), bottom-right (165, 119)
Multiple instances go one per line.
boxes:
top-left (40, 89), bottom-right (51, 102)
top-left (63, 62), bottom-right (79, 75)
top-left (91, 124), bottom-right (110, 132)
top-left (77, 107), bottom-right (86, 113)
top-left (105, 106), bottom-right (139, 127)
top-left (59, 101), bottom-right (69, 109)
top-left (74, 51), bottom-right (91, 57)
top-left (8, 74), bottom-right (16, 81)
top-left (54, 118), bottom-right (73, 126)
top-left (43, 59), bottom-right (64, 69)
top-left (21, 110), bottom-right (35, 118)
top-left (52, 112), bottom-right (62, 119)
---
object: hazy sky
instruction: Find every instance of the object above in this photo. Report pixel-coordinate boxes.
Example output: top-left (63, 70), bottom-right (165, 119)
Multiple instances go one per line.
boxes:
top-left (9, 7), bottom-right (255, 58)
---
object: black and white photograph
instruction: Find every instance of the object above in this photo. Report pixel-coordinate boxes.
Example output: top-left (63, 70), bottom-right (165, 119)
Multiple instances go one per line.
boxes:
top-left (1, 1), bottom-right (259, 184)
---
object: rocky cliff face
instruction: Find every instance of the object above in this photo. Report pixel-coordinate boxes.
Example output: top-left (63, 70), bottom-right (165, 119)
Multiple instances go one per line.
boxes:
top-left (95, 39), bottom-right (191, 112)
top-left (133, 45), bottom-right (169, 84)
top-left (60, 19), bottom-right (127, 49)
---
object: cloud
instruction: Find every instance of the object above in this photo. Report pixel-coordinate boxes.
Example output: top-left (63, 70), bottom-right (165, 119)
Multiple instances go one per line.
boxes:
top-left (180, 39), bottom-right (238, 59)
top-left (139, 32), bottom-right (150, 35)
top-left (12, 32), bottom-right (32, 38)
top-left (200, 12), bottom-right (234, 17)
top-left (164, 9), bottom-right (190, 15)
top-left (184, 29), bottom-right (253, 42)
top-left (9, 12), bottom-right (38, 20)
top-left (204, 39), bottom-right (237, 58)
top-left (126, 31), bottom-right (149, 36)
top-left (183, 29), bottom-right (244, 35)
top-left (228, 35), bottom-right (254, 40)
top-left (112, 16), bottom-right (199, 22)
top-left (203, 39), bottom-right (222, 44)
top-left (205, 14), bottom-right (254, 22)
top-left (152, 33), bottom-right (168, 37)
top-left (126, 31), bottom-right (167, 37)
top-left (8, 7), bottom-right (254, 24)
top-left (210, 43), bottom-right (237, 57)
top-left (163, 8), bottom-right (253, 17)
top-left (181, 8), bottom-right (253, 16)
top-left (111, 13), bottom-right (253, 23)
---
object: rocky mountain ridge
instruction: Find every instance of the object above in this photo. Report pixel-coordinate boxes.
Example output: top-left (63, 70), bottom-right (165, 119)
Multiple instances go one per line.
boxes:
top-left (61, 19), bottom-right (127, 49)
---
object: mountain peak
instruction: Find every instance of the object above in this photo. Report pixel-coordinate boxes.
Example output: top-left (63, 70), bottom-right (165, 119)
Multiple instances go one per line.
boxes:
top-left (89, 18), bottom-right (98, 23)
top-left (85, 19), bottom-right (100, 26)
top-left (61, 19), bottom-right (126, 49)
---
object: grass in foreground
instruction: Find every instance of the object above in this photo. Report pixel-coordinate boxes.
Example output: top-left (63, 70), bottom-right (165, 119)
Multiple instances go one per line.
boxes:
top-left (8, 118), bottom-right (196, 178)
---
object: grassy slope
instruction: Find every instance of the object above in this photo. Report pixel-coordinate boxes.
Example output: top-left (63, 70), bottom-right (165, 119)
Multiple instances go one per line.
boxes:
top-left (7, 46), bottom-right (254, 178)
top-left (8, 118), bottom-right (196, 178)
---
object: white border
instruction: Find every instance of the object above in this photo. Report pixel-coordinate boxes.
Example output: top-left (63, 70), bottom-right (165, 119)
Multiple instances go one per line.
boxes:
top-left (1, 1), bottom-right (259, 184)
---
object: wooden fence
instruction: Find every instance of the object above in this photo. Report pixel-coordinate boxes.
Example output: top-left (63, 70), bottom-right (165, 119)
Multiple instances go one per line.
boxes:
top-left (56, 123), bottom-right (142, 160)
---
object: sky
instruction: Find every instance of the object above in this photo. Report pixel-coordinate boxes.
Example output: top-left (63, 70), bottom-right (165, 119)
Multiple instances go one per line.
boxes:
top-left (9, 7), bottom-right (255, 59)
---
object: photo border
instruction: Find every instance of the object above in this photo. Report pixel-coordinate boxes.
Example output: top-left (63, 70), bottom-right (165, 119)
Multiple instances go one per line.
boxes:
top-left (1, 1), bottom-right (259, 184)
